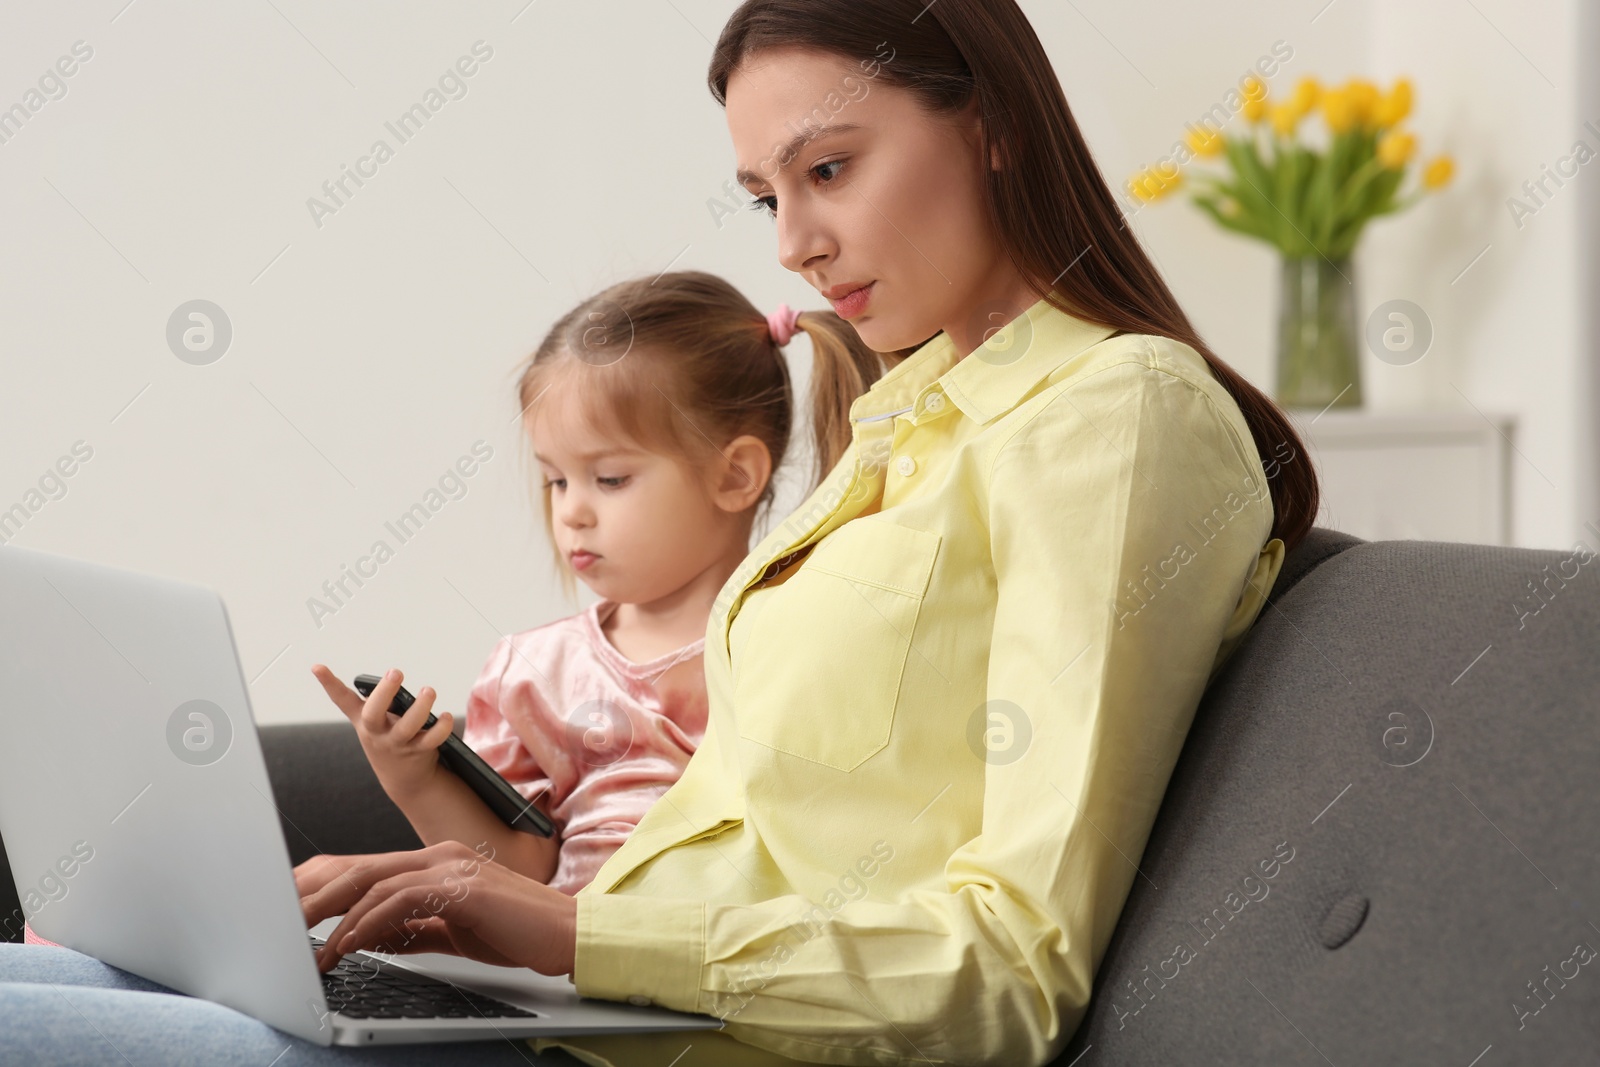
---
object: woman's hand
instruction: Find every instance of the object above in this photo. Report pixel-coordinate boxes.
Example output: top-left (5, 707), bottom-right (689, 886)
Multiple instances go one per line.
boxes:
top-left (295, 843), bottom-right (578, 976)
top-left (310, 665), bottom-right (453, 805)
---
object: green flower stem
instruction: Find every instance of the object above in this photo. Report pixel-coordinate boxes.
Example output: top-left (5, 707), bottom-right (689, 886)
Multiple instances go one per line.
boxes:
top-left (1329, 155), bottom-right (1387, 225)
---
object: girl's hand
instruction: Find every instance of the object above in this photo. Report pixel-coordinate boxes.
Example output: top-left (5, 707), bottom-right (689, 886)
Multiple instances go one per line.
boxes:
top-left (309, 665), bottom-right (453, 805)
top-left (294, 843), bottom-right (578, 977)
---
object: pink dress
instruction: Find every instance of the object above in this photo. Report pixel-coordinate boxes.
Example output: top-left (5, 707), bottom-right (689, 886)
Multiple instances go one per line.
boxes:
top-left (462, 598), bottom-right (708, 895)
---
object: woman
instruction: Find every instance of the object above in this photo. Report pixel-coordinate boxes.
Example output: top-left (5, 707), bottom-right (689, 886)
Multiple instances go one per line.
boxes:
top-left (0, 2), bottom-right (1315, 1065)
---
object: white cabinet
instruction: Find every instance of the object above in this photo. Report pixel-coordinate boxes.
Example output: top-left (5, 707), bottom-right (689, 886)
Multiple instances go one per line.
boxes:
top-left (1286, 409), bottom-right (1515, 545)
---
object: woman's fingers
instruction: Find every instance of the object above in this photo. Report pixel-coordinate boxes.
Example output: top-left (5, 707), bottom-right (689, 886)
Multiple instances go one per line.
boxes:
top-left (303, 843), bottom-right (576, 975)
top-left (322, 880), bottom-right (448, 965)
top-left (314, 847), bottom-right (486, 970)
top-left (292, 853), bottom-right (352, 900)
top-left (299, 849), bottom-right (437, 933)
top-left (388, 916), bottom-right (459, 955)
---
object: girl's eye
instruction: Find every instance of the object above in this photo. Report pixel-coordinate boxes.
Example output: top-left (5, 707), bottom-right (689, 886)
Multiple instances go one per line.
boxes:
top-left (746, 160), bottom-right (846, 219)
top-left (597, 476), bottom-right (629, 488)
top-left (543, 478), bottom-right (565, 491)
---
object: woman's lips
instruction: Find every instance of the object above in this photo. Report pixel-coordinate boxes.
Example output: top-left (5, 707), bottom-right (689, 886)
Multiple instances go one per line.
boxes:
top-left (571, 551), bottom-right (597, 571)
top-left (828, 282), bottom-right (875, 320)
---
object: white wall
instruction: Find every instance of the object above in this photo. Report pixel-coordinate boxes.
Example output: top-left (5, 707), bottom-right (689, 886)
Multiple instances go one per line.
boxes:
top-left (1, 1), bottom-right (1590, 725)
top-left (1361, 0), bottom-right (1594, 550)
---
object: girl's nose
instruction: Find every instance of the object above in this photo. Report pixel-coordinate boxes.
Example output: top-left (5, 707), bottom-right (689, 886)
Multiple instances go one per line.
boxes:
top-left (557, 492), bottom-right (594, 529)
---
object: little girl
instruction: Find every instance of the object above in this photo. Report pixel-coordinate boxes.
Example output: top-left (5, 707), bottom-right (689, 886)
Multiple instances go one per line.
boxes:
top-left (306, 270), bottom-right (886, 897)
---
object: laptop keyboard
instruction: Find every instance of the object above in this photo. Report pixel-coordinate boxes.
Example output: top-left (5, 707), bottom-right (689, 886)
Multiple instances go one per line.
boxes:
top-left (312, 936), bottom-right (538, 1020)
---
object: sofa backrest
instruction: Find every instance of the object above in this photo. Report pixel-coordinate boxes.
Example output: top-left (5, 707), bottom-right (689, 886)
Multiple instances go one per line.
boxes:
top-left (0, 526), bottom-right (1390, 944)
top-left (1054, 531), bottom-right (1600, 1062)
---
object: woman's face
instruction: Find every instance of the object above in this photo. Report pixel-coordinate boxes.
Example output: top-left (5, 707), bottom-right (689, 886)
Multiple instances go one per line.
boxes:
top-left (726, 47), bottom-right (1034, 357)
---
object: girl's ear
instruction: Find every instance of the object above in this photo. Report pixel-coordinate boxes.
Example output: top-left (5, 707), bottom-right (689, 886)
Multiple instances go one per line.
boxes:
top-left (711, 434), bottom-right (774, 513)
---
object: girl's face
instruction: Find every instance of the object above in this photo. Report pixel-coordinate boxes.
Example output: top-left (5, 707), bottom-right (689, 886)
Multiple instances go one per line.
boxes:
top-left (529, 382), bottom-right (749, 606)
top-left (726, 47), bottom-right (1035, 357)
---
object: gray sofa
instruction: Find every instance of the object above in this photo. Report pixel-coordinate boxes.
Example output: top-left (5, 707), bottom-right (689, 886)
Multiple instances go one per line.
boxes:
top-left (5, 528), bottom-right (1597, 1063)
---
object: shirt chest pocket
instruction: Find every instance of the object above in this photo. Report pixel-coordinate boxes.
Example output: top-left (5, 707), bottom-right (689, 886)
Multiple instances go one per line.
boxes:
top-left (732, 518), bottom-right (941, 772)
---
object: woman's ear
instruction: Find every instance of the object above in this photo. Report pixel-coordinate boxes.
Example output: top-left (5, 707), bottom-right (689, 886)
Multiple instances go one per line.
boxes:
top-left (953, 98), bottom-right (1002, 172)
top-left (711, 434), bottom-right (774, 513)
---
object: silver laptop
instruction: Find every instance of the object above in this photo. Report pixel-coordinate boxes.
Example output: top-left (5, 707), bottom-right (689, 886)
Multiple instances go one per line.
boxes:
top-left (0, 543), bottom-right (722, 1046)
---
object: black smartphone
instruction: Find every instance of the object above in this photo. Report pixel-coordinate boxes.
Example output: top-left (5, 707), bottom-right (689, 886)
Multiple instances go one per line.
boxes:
top-left (352, 673), bottom-right (555, 838)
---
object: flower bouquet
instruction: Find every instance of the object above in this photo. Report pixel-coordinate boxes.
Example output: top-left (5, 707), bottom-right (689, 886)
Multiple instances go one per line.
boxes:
top-left (1128, 75), bottom-right (1454, 408)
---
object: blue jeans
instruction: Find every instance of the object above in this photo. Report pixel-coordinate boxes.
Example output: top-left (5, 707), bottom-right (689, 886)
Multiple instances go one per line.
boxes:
top-left (0, 944), bottom-right (574, 1066)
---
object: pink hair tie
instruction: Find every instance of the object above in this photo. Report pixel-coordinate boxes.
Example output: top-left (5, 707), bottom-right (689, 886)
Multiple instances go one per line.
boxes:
top-left (766, 303), bottom-right (803, 346)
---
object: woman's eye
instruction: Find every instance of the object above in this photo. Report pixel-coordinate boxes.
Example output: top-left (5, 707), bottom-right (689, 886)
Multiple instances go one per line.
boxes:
top-left (746, 161), bottom-right (843, 219)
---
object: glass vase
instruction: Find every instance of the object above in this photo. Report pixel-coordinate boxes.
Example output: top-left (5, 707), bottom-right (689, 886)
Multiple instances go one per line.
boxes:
top-left (1275, 255), bottom-right (1362, 409)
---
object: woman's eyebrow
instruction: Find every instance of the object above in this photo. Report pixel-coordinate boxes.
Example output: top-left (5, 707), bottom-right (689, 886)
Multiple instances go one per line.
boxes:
top-left (736, 121), bottom-right (861, 186)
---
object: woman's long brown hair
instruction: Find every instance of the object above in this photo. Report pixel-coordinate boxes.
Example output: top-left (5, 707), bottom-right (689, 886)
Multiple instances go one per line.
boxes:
top-left (709, 0), bottom-right (1319, 551)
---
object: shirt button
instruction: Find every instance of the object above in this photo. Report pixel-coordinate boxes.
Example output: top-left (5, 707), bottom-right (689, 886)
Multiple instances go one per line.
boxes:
top-left (924, 392), bottom-right (945, 413)
top-left (627, 994), bottom-right (651, 1007)
top-left (895, 455), bottom-right (917, 477)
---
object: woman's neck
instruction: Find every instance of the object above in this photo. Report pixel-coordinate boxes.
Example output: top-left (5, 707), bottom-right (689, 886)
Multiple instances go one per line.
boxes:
top-left (944, 268), bottom-right (1043, 360)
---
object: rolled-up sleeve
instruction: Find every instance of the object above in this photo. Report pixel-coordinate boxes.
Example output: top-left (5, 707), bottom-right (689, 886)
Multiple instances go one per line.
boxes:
top-left (571, 360), bottom-right (1274, 1065)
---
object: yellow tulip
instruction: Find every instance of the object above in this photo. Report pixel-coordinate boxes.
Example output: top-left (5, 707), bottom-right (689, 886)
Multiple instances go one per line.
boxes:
top-left (1290, 76), bottom-right (1321, 117)
top-left (1377, 130), bottom-right (1417, 168)
top-left (1345, 78), bottom-right (1381, 126)
top-left (1372, 77), bottom-right (1413, 128)
top-left (1269, 103), bottom-right (1299, 136)
top-left (1129, 163), bottom-right (1183, 202)
top-left (1185, 124), bottom-right (1225, 157)
top-left (1422, 155), bottom-right (1455, 189)
top-left (1321, 89), bottom-right (1357, 134)
top-left (1240, 75), bottom-right (1268, 123)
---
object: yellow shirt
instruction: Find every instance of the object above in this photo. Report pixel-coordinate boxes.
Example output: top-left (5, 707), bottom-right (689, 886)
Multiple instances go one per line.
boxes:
top-left (535, 296), bottom-right (1285, 1066)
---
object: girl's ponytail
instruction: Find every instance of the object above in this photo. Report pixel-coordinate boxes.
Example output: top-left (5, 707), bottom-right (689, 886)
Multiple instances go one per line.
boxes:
top-left (790, 310), bottom-right (890, 485)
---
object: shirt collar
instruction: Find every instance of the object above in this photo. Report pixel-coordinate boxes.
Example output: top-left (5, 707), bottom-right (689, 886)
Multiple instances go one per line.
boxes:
top-left (848, 294), bottom-right (1122, 428)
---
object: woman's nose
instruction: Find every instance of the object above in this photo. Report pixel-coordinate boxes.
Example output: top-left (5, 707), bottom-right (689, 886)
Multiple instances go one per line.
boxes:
top-left (776, 199), bottom-right (834, 275)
